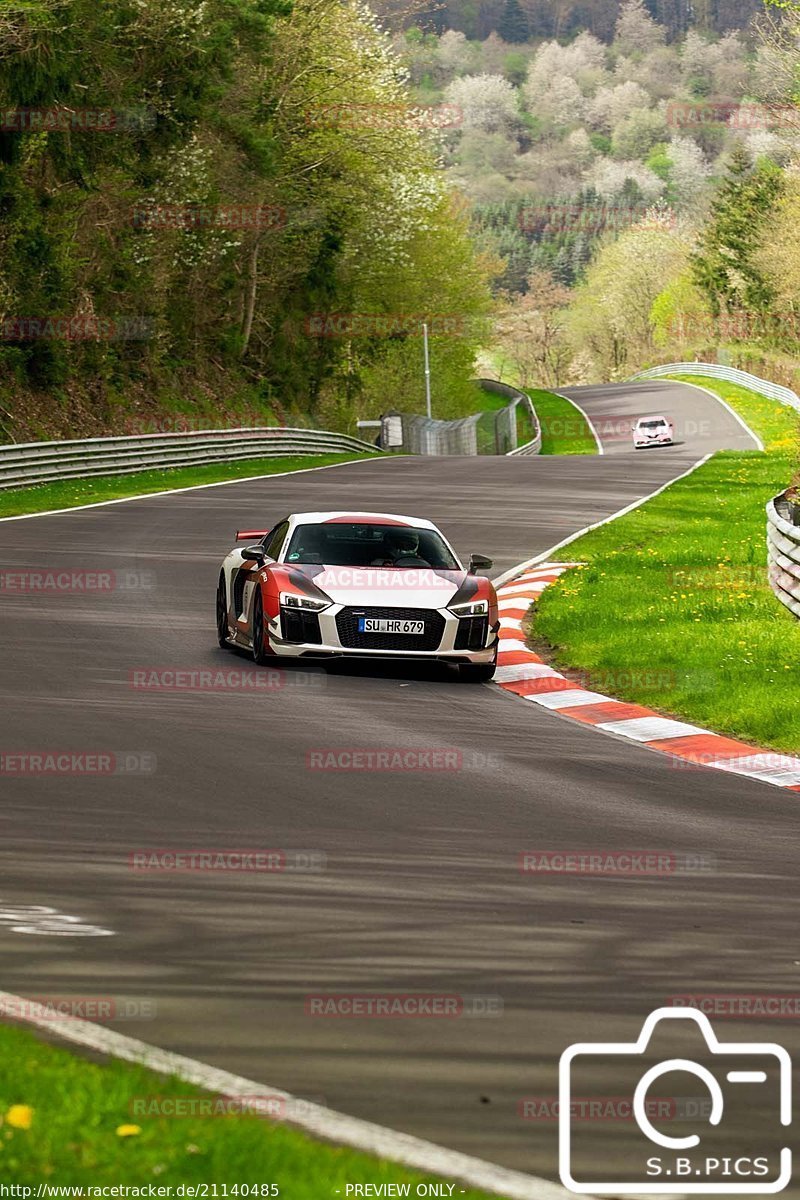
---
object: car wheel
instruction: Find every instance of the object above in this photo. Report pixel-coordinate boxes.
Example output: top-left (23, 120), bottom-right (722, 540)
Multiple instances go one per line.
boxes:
top-left (216, 573), bottom-right (230, 649)
top-left (458, 662), bottom-right (496, 683)
top-left (252, 591), bottom-right (271, 665)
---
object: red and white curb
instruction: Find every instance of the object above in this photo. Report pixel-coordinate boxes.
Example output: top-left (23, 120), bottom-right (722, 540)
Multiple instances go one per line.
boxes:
top-left (494, 564), bottom-right (800, 792)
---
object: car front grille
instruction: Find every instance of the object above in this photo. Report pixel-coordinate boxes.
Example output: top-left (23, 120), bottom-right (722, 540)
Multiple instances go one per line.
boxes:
top-left (335, 606), bottom-right (444, 652)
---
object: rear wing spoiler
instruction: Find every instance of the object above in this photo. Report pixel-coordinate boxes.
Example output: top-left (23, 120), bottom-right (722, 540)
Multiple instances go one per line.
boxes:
top-left (236, 530), bottom-right (269, 541)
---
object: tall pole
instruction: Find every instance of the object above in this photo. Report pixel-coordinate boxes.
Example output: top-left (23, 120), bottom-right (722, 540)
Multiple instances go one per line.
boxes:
top-left (422, 322), bottom-right (431, 418)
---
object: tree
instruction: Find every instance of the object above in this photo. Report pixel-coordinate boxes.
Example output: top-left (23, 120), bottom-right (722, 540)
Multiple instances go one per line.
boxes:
top-left (587, 81), bottom-right (651, 132)
top-left (566, 214), bottom-right (690, 376)
top-left (436, 30), bottom-right (476, 79)
top-left (494, 269), bottom-right (573, 385)
top-left (692, 145), bottom-right (783, 315)
top-left (612, 107), bottom-right (669, 158)
top-left (444, 73), bottom-right (519, 132)
top-left (614, 0), bottom-right (666, 54)
top-left (498, 0), bottom-right (528, 43)
top-left (753, 169), bottom-right (800, 335)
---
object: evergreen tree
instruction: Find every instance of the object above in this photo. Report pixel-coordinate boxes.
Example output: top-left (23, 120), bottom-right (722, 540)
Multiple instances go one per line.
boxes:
top-left (695, 144), bottom-right (782, 319)
top-left (498, 0), bottom-right (528, 43)
top-left (692, 145), bottom-right (783, 315)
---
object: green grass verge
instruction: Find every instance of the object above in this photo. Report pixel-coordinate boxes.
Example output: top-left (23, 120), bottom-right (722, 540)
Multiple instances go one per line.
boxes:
top-left (526, 388), bottom-right (596, 456)
top-left (0, 452), bottom-right (380, 519)
top-left (0, 1023), bottom-right (502, 1194)
top-left (473, 383), bottom-right (595, 455)
top-left (534, 375), bottom-right (800, 752)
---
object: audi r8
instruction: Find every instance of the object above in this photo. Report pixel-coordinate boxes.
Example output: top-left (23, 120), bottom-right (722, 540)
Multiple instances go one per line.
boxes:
top-left (215, 511), bottom-right (499, 681)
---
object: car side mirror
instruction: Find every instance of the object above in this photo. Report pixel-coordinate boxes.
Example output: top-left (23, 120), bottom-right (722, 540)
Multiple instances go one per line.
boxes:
top-left (469, 553), bottom-right (492, 575)
top-left (241, 545), bottom-right (266, 565)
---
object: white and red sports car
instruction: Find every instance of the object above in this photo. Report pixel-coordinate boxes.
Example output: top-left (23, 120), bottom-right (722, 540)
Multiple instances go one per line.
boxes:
top-left (632, 415), bottom-right (674, 448)
top-left (215, 511), bottom-right (499, 681)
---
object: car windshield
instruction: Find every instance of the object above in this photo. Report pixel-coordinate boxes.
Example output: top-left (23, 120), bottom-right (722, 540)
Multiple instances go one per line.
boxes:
top-left (640, 419), bottom-right (666, 429)
top-left (284, 522), bottom-right (460, 569)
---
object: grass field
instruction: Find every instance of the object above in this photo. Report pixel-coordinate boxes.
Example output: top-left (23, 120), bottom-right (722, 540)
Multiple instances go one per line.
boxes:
top-left (527, 388), bottom-right (597, 456)
top-left (0, 1022), bottom-right (502, 1194)
top-left (533, 375), bottom-right (800, 752)
top-left (0, 452), bottom-right (380, 519)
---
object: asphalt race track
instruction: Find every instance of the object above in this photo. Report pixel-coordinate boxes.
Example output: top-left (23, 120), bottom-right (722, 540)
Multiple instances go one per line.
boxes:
top-left (1, 379), bottom-right (795, 1191)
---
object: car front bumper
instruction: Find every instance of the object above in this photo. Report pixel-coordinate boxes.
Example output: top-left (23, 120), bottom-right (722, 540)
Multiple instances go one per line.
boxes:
top-left (266, 605), bottom-right (499, 663)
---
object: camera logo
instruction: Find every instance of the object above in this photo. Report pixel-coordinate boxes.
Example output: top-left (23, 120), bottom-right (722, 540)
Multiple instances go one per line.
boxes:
top-left (559, 1007), bottom-right (791, 1193)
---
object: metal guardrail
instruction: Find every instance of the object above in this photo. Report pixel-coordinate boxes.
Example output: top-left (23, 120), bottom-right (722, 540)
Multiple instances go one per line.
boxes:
top-left (0, 426), bottom-right (382, 490)
top-left (391, 412), bottom-right (483, 455)
top-left (386, 382), bottom-right (541, 456)
top-left (767, 493), bottom-right (800, 618)
top-left (475, 379), bottom-right (542, 456)
top-left (631, 361), bottom-right (800, 413)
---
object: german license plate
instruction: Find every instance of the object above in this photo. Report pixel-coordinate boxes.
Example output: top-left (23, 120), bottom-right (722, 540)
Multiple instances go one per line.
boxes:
top-left (358, 618), bottom-right (424, 634)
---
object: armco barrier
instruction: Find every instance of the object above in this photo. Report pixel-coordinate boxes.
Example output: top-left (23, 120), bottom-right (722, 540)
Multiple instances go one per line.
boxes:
top-left (475, 379), bottom-right (542, 456)
top-left (0, 427), bottom-right (382, 490)
top-left (392, 412), bottom-right (482, 455)
top-left (631, 361), bottom-right (800, 413)
top-left (767, 493), bottom-right (800, 618)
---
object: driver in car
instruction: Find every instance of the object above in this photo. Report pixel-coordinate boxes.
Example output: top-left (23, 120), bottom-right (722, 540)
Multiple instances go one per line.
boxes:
top-left (372, 529), bottom-right (428, 567)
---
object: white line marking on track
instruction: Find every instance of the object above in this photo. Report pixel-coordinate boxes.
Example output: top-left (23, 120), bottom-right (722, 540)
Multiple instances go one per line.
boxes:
top-left (0, 990), bottom-right (589, 1200)
top-left (492, 455), bottom-right (712, 588)
top-left (665, 379), bottom-right (764, 453)
top-left (549, 389), bottom-right (604, 455)
top-left (0, 904), bottom-right (114, 937)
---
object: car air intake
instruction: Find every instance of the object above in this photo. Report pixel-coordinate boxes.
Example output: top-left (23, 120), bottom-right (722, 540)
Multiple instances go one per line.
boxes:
top-left (454, 615), bottom-right (488, 651)
top-left (336, 607), bottom-right (444, 652)
top-left (281, 608), bottom-right (322, 644)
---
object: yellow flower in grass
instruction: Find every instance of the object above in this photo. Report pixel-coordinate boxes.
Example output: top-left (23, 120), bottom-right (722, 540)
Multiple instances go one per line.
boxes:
top-left (6, 1105), bottom-right (33, 1130)
top-left (116, 1124), bottom-right (142, 1138)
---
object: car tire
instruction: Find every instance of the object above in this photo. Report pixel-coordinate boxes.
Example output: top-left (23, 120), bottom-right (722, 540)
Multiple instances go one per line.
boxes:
top-left (252, 591), bottom-right (271, 665)
top-left (216, 573), bottom-right (230, 649)
top-left (458, 662), bottom-right (496, 683)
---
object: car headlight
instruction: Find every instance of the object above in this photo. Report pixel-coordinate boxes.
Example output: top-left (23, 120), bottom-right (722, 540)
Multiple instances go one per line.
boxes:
top-left (449, 599), bottom-right (488, 617)
top-left (280, 591), bottom-right (330, 612)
